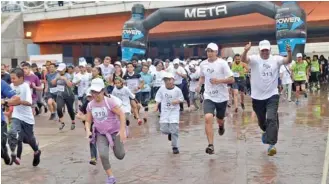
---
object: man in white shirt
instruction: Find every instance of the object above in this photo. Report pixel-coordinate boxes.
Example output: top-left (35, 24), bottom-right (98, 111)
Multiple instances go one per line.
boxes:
top-left (279, 61), bottom-right (293, 102)
top-left (196, 43), bottom-right (234, 155)
top-left (241, 40), bottom-right (292, 156)
top-left (99, 56), bottom-right (114, 82)
top-left (72, 63), bottom-right (92, 101)
top-left (170, 58), bottom-right (187, 111)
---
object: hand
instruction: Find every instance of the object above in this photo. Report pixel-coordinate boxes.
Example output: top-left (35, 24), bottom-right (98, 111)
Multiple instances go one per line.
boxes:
top-left (171, 100), bottom-right (180, 105)
top-left (245, 42), bottom-right (252, 52)
top-left (210, 78), bottom-right (220, 85)
top-left (118, 129), bottom-right (126, 143)
top-left (176, 72), bottom-right (180, 76)
top-left (31, 82), bottom-right (36, 88)
top-left (85, 130), bottom-right (92, 139)
top-left (286, 44), bottom-right (291, 53)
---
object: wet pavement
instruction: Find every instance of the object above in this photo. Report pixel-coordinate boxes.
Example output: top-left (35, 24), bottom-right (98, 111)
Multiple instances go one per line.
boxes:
top-left (2, 86), bottom-right (329, 184)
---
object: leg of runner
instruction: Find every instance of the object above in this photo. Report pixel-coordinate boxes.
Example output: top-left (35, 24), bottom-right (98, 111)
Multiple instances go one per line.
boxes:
top-left (56, 97), bottom-right (66, 130)
top-left (295, 83), bottom-right (301, 105)
top-left (97, 134), bottom-right (125, 184)
top-left (130, 99), bottom-right (142, 125)
top-left (287, 83), bottom-right (292, 101)
top-left (1, 121), bottom-right (10, 165)
top-left (301, 82), bottom-right (307, 98)
top-left (160, 123), bottom-right (180, 154)
top-left (233, 88), bottom-right (239, 112)
top-left (189, 91), bottom-right (199, 110)
top-left (63, 96), bottom-right (76, 130)
top-left (47, 97), bottom-right (56, 120)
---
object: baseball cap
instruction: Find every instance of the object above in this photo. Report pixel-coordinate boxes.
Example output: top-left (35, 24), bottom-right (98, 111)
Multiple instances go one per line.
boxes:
top-left (162, 72), bottom-right (174, 79)
top-left (89, 78), bottom-right (105, 92)
top-left (147, 58), bottom-right (152, 62)
top-left (173, 58), bottom-right (180, 65)
top-left (296, 53), bottom-right (303, 58)
top-left (259, 40), bottom-right (271, 51)
top-left (227, 57), bottom-right (233, 63)
top-left (189, 64), bottom-right (195, 69)
top-left (114, 61), bottom-right (122, 67)
top-left (142, 59), bottom-right (147, 63)
top-left (205, 43), bottom-right (218, 51)
top-left (57, 63), bottom-right (66, 71)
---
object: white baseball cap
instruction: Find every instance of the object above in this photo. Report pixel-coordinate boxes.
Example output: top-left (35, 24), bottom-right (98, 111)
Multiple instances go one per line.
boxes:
top-left (189, 64), bottom-right (195, 69)
top-left (57, 63), bottom-right (66, 71)
top-left (147, 58), bottom-right (152, 62)
top-left (138, 60), bottom-right (142, 64)
top-left (173, 58), bottom-right (180, 65)
top-left (205, 43), bottom-right (218, 51)
top-left (162, 72), bottom-right (174, 79)
top-left (142, 59), bottom-right (147, 63)
top-left (296, 53), bottom-right (303, 58)
top-left (259, 40), bottom-right (271, 51)
top-left (79, 62), bottom-right (87, 67)
top-left (227, 57), bottom-right (233, 63)
top-left (114, 61), bottom-right (122, 67)
top-left (89, 78), bottom-right (105, 92)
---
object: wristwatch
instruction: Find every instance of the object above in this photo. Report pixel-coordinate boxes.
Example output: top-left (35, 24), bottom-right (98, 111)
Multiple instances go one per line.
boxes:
top-left (3, 100), bottom-right (8, 107)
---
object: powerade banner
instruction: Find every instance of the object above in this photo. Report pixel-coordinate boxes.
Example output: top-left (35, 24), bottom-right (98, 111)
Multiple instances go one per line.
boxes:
top-left (121, 2), bottom-right (307, 62)
top-left (275, 2), bottom-right (307, 57)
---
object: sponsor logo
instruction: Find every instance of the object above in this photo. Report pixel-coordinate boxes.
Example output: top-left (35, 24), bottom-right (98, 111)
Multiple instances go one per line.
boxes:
top-left (122, 29), bottom-right (144, 41)
top-left (276, 14), bottom-right (304, 31)
top-left (184, 5), bottom-right (227, 18)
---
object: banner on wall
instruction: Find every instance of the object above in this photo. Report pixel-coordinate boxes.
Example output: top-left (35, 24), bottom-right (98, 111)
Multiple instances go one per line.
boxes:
top-left (29, 54), bottom-right (63, 68)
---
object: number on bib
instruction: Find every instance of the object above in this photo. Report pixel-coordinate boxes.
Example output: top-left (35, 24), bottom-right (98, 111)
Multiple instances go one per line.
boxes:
top-left (298, 71), bottom-right (305, 76)
top-left (233, 72), bottom-right (240, 77)
top-left (49, 87), bottom-right (57, 93)
top-left (57, 85), bottom-right (65, 92)
top-left (92, 107), bottom-right (108, 122)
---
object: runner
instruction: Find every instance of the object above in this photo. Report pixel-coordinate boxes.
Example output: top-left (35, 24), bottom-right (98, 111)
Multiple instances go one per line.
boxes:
top-left (1, 80), bottom-right (20, 165)
top-left (291, 53), bottom-right (309, 104)
top-left (138, 64), bottom-right (153, 123)
top-left (188, 64), bottom-right (200, 110)
top-left (72, 62), bottom-right (92, 103)
top-left (52, 63), bottom-right (76, 130)
top-left (85, 78), bottom-right (126, 184)
top-left (241, 40), bottom-right (292, 156)
top-left (309, 55), bottom-right (322, 91)
top-left (279, 60), bottom-right (293, 102)
top-left (170, 58), bottom-right (187, 111)
top-left (154, 72), bottom-right (184, 154)
top-left (196, 43), bottom-right (234, 155)
top-left (45, 63), bottom-right (58, 120)
top-left (122, 63), bottom-right (143, 125)
top-left (231, 54), bottom-right (248, 112)
top-left (8, 68), bottom-right (42, 166)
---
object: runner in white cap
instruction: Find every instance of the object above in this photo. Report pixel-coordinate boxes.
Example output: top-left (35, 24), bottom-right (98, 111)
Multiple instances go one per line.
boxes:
top-left (196, 42), bottom-right (234, 155)
top-left (291, 53), bottom-right (308, 104)
top-left (241, 40), bottom-right (292, 156)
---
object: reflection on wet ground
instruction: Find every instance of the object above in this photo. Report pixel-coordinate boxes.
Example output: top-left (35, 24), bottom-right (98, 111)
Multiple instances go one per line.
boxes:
top-left (1, 88), bottom-right (329, 184)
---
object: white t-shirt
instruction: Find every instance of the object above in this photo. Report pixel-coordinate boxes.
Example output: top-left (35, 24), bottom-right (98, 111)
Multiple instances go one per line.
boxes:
top-left (189, 71), bottom-right (200, 92)
top-left (171, 66), bottom-right (186, 85)
top-left (200, 58), bottom-right (233, 103)
top-left (73, 72), bottom-right (92, 97)
top-left (155, 86), bottom-right (184, 124)
top-left (152, 70), bottom-right (166, 87)
top-left (149, 65), bottom-right (156, 75)
top-left (99, 63), bottom-right (114, 80)
top-left (10, 82), bottom-right (35, 125)
top-left (111, 86), bottom-right (135, 113)
top-left (280, 64), bottom-right (293, 85)
top-left (248, 54), bottom-right (284, 100)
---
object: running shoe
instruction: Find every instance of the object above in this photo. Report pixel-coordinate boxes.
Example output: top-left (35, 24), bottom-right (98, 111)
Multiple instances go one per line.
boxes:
top-left (126, 120), bottom-right (130, 126)
top-left (205, 144), bottom-right (214, 155)
top-left (137, 119), bottom-right (142, 126)
top-left (267, 145), bottom-right (277, 156)
top-left (304, 92), bottom-right (308, 98)
top-left (261, 132), bottom-right (266, 144)
top-left (172, 147), bottom-right (180, 154)
top-left (89, 158), bottom-right (97, 165)
top-left (10, 154), bottom-right (20, 165)
top-left (235, 108), bottom-right (238, 113)
top-left (59, 122), bottom-right (65, 130)
top-left (33, 150), bottom-right (41, 166)
top-left (218, 124), bottom-right (225, 136)
top-left (49, 113), bottom-right (56, 120)
top-left (168, 134), bottom-right (171, 141)
top-left (143, 118), bottom-right (147, 124)
top-left (44, 106), bottom-right (48, 113)
top-left (295, 100), bottom-right (300, 105)
top-left (106, 176), bottom-right (116, 184)
top-left (241, 103), bottom-right (245, 110)
top-left (71, 123), bottom-right (75, 130)
top-left (2, 149), bottom-right (11, 165)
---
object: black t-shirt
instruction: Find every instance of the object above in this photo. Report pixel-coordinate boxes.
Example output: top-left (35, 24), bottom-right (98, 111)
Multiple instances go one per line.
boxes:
top-left (34, 72), bottom-right (42, 80)
top-left (79, 99), bottom-right (90, 114)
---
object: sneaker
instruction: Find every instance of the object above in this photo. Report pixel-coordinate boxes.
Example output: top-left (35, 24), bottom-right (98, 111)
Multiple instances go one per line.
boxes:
top-left (10, 154), bottom-right (20, 165)
top-left (2, 150), bottom-right (11, 165)
top-left (267, 145), bottom-right (277, 156)
top-left (106, 176), bottom-right (116, 184)
top-left (59, 122), bottom-right (65, 130)
top-left (71, 123), bottom-right (76, 130)
top-left (137, 119), bottom-right (142, 126)
top-left (295, 100), bottom-right (299, 105)
top-left (33, 150), bottom-right (41, 166)
top-left (172, 147), bottom-right (180, 154)
top-left (235, 108), bottom-right (238, 113)
top-left (49, 113), bottom-right (56, 120)
top-left (218, 124), bottom-right (225, 136)
top-left (89, 158), bottom-right (97, 165)
top-left (261, 132), bottom-right (266, 144)
top-left (143, 118), bottom-right (147, 124)
top-left (44, 106), bottom-right (48, 113)
top-left (205, 144), bottom-right (214, 155)
top-left (126, 120), bottom-right (130, 126)
top-left (304, 93), bottom-right (308, 98)
top-left (241, 103), bottom-right (245, 110)
top-left (168, 134), bottom-right (171, 141)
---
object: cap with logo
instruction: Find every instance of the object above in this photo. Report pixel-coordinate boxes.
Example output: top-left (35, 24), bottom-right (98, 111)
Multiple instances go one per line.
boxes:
top-left (57, 63), bottom-right (67, 71)
top-left (89, 78), bottom-right (105, 92)
top-left (259, 40), bottom-right (271, 51)
top-left (205, 43), bottom-right (218, 51)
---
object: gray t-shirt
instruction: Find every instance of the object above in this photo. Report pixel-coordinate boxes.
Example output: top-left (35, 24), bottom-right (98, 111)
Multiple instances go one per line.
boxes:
top-left (46, 72), bottom-right (58, 94)
top-left (55, 73), bottom-right (74, 98)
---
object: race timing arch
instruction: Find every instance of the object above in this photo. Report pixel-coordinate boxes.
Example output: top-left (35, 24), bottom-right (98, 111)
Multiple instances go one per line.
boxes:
top-left (121, 1), bottom-right (306, 62)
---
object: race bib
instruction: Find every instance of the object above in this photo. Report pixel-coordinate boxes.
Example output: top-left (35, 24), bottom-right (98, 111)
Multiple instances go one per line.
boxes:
top-left (260, 64), bottom-right (273, 82)
top-left (127, 81), bottom-right (138, 92)
top-left (311, 66), bottom-right (317, 72)
top-left (49, 87), bottom-right (57, 93)
top-left (57, 85), bottom-right (65, 92)
top-left (92, 107), bottom-right (108, 122)
top-left (233, 72), bottom-right (240, 77)
top-left (208, 89), bottom-right (219, 97)
top-left (298, 71), bottom-right (305, 76)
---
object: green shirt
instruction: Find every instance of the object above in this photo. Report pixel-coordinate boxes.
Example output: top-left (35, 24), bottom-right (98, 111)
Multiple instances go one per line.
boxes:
top-left (291, 61), bottom-right (308, 81)
top-left (231, 62), bottom-right (245, 78)
top-left (310, 60), bottom-right (320, 72)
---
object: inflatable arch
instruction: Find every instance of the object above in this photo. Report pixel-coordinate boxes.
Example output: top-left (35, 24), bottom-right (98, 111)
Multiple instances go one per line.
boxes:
top-left (121, 1), bottom-right (306, 61)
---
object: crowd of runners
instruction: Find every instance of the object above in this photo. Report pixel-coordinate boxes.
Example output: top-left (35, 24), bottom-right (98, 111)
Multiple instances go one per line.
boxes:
top-left (1, 40), bottom-right (329, 184)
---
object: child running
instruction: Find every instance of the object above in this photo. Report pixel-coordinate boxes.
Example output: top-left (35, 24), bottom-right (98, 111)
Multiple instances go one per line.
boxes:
top-left (7, 68), bottom-right (41, 166)
top-left (112, 77), bottom-right (136, 137)
top-left (154, 72), bottom-right (184, 154)
top-left (85, 78), bottom-right (126, 184)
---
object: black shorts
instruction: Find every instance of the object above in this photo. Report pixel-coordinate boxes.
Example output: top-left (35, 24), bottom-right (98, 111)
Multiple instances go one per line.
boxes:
top-left (136, 92), bottom-right (150, 106)
top-left (203, 99), bottom-right (227, 120)
top-left (232, 78), bottom-right (246, 92)
top-left (294, 80), bottom-right (306, 86)
top-left (45, 93), bottom-right (57, 101)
